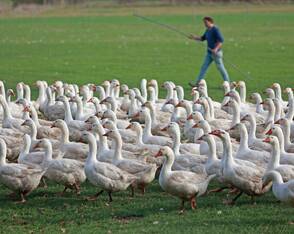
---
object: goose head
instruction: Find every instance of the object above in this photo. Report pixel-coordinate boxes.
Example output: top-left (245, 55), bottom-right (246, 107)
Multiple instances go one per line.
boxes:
top-left (274, 118), bottom-right (289, 127)
top-left (249, 92), bottom-right (262, 103)
top-left (21, 119), bottom-right (35, 129)
top-left (6, 89), bottom-right (15, 100)
top-left (34, 138), bottom-right (52, 150)
top-left (51, 119), bottom-right (66, 129)
top-left (265, 125), bottom-right (283, 139)
top-left (55, 95), bottom-right (68, 103)
top-left (100, 96), bottom-right (113, 105)
top-left (222, 81), bottom-right (231, 93)
top-left (121, 84), bottom-right (129, 94)
top-left (80, 131), bottom-right (95, 144)
top-left (102, 129), bottom-right (120, 139)
top-left (260, 98), bottom-right (275, 112)
top-left (148, 79), bottom-right (158, 88)
top-left (175, 99), bottom-right (186, 108)
top-left (160, 122), bottom-right (179, 134)
top-left (85, 116), bottom-right (99, 124)
top-left (155, 146), bottom-right (173, 158)
top-left (283, 87), bottom-right (293, 98)
top-left (102, 120), bottom-right (116, 131)
top-left (164, 98), bottom-right (177, 106)
top-left (125, 122), bottom-right (141, 131)
top-left (101, 109), bottom-right (115, 121)
top-left (186, 111), bottom-right (204, 121)
top-left (209, 129), bottom-right (228, 140)
top-left (263, 88), bottom-right (275, 99)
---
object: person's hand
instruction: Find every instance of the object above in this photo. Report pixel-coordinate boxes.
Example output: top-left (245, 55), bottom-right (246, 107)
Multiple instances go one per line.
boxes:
top-left (188, 34), bottom-right (197, 40)
top-left (211, 48), bottom-right (218, 55)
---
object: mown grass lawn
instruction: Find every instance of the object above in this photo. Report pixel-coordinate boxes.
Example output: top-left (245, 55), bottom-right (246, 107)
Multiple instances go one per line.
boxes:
top-left (0, 3), bottom-right (294, 233)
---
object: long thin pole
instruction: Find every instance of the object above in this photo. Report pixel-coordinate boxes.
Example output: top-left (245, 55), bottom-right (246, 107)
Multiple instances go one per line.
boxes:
top-left (133, 13), bottom-right (190, 38)
top-left (134, 13), bottom-right (254, 80)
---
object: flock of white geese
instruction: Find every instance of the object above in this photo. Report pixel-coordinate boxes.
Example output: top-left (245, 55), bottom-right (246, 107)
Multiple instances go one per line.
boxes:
top-left (0, 79), bottom-right (293, 212)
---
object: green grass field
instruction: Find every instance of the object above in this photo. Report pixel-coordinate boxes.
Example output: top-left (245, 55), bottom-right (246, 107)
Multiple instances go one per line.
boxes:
top-left (0, 3), bottom-right (294, 233)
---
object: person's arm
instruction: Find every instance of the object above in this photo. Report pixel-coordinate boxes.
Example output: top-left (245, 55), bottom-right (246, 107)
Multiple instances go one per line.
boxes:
top-left (211, 42), bottom-right (222, 54)
top-left (211, 27), bottom-right (224, 54)
top-left (189, 32), bottom-right (206, 41)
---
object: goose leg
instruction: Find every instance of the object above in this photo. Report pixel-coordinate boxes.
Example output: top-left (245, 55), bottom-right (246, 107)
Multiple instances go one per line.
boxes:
top-left (232, 191), bottom-right (243, 202)
top-left (87, 190), bottom-right (104, 201)
top-left (190, 197), bottom-right (197, 210)
top-left (39, 177), bottom-right (47, 188)
top-left (228, 187), bottom-right (240, 195)
top-left (108, 192), bottom-right (113, 202)
top-left (73, 184), bottom-right (81, 195)
top-left (179, 200), bottom-right (185, 214)
top-left (57, 187), bottom-right (68, 196)
top-left (15, 192), bottom-right (26, 204)
top-left (140, 185), bottom-right (145, 195)
top-left (224, 191), bottom-right (243, 205)
top-left (208, 186), bottom-right (228, 194)
top-left (130, 185), bottom-right (135, 197)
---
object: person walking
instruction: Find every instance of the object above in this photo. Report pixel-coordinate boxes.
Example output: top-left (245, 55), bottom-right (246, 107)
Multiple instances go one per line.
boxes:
top-left (188, 16), bottom-right (230, 87)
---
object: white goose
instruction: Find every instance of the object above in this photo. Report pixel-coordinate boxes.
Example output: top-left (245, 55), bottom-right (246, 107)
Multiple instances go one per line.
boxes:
top-left (230, 123), bottom-right (269, 167)
top-left (210, 130), bottom-right (269, 204)
top-left (263, 136), bottom-right (294, 182)
top-left (103, 130), bottom-right (157, 195)
top-left (81, 132), bottom-right (136, 202)
top-left (35, 139), bottom-right (86, 195)
top-left (51, 120), bottom-right (88, 161)
top-left (137, 108), bottom-right (172, 146)
top-left (156, 146), bottom-right (216, 212)
top-left (262, 170), bottom-right (294, 204)
top-left (274, 118), bottom-right (294, 153)
top-left (0, 139), bottom-right (45, 203)
top-left (266, 126), bottom-right (294, 165)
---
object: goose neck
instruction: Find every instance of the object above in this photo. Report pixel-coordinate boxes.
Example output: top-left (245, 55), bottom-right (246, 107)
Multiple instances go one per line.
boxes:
top-left (86, 135), bottom-right (97, 165)
top-left (231, 102), bottom-right (240, 127)
top-left (267, 141), bottom-right (280, 170)
top-left (0, 143), bottom-right (7, 165)
top-left (113, 133), bottom-right (123, 160)
top-left (171, 130), bottom-right (181, 155)
top-left (247, 116), bottom-right (257, 141)
top-left (60, 123), bottom-right (70, 144)
top-left (238, 125), bottom-right (249, 151)
top-left (63, 99), bottom-right (74, 122)
top-left (161, 152), bottom-right (174, 176)
top-left (143, 113), bottom-right (152, 137)
top-left (0, 97), bottom-right (13, 119)
top-left (206, 137), bottom-right (218, 162)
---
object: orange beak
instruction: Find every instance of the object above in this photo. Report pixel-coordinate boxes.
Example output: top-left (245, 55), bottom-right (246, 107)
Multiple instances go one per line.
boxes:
top-left (132, 112), bottom-right (140, 118)
top-left (161, 126), bottom-right (168, 131)
top-left (224, 92), bottom-right (231, 97)
top-left (175, 102), bottom-right (181, 108)
top-left (22, 106), bottom-right (30, 112)
top-left (126, 124), bottom-right (132, 130)
top-left (223, 102), bottom-right (229, 107)
top-left (265, 129), bottom-right (273, 135)
top-left (192, 123), bottom-right (199, 128)
top-left (155, 150), bottom-right (163, 158)
top-left (87, 98), bottom-right (93, 103)
top-left (274, 119), bottom-right (281, 124)
top-left (194, 99), bottom-right (201, 104)
top-left (187, 114), bottom-right (193, 120)
top-left (100, 99), bottom-right (107, 104)
top-left (197, 135), bottom-right (204, 141)
top-left (263, 137), bottom-right (271, 143)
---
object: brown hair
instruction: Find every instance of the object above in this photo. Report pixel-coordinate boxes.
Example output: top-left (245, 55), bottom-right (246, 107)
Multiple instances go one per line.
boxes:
top-left (203, 16), bottom-right (214, 23)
